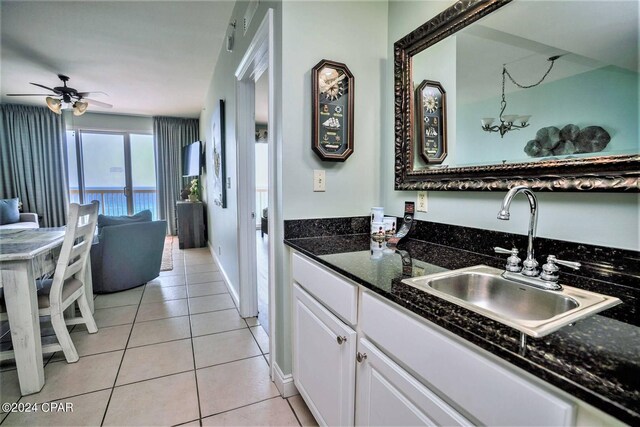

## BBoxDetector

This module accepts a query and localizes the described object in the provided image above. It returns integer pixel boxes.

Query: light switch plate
[313,170,326,192]
[227,177,231,189]
[417,191,428,212]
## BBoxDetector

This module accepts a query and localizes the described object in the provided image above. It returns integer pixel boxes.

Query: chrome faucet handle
[540,255,581,282]
[521,257,539,277]
[553,256,581,270]
[494,247,522,272]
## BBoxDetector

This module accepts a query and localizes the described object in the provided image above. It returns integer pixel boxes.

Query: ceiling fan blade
[77,91,108,97]
[85,98,113,108]
[6,93,51,96]
[29,82,57,92]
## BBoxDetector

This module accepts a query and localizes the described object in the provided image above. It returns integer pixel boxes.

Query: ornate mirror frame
[394,0,640,192]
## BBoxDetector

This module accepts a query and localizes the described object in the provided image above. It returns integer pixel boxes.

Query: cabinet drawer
[361,291,575,426]
[292,253,358,325]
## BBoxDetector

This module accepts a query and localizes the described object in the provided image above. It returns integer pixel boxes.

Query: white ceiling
[456,0,639,105]
[1,1,235,118]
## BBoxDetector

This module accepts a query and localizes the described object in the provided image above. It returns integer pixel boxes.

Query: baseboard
[208,243,240,308]
[273,361,298,398]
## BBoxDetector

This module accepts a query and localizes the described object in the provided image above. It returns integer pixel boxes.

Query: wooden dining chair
[0,202,99,363]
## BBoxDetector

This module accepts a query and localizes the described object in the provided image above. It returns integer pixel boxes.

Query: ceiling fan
[6,74,113,116]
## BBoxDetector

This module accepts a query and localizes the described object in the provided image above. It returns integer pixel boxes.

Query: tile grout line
[99,281,147,427]
[248,325,267,357]
[201,395,286,422]
[1,251,226,426]
[102,299,235,327]
[286,397,305,427]
[171,417,201,427]
[194,354,264,373]
[2,292,145,425]
[185,253,204,423]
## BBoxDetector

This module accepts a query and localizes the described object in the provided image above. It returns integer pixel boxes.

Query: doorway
[235,9,276,377]
[255,70,269,332]
[65,130,157,218]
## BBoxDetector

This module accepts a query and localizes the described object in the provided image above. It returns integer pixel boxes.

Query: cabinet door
[293,283,357,427]
[356,338,471,427]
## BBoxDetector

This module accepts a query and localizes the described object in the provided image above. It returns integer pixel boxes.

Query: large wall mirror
[394,0,639,191]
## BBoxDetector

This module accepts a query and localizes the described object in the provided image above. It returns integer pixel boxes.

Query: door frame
[235,9,276,375]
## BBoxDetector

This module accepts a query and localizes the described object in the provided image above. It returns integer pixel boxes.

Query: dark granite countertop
[284,234,640,425]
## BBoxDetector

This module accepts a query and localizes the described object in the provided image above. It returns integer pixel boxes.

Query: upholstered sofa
[0,198,39,229]
[90,211,167,293]
[0,212,40,230]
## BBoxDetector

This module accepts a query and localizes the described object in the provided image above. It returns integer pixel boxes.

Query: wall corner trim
[273,361,298,398]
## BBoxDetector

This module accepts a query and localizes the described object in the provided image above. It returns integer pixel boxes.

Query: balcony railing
[69,187,158,219]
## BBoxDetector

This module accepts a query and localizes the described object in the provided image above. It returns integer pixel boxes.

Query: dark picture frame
[212,99,227,208]
[394,0,639,191]
[311,59,354,161]
[416,80,447,164]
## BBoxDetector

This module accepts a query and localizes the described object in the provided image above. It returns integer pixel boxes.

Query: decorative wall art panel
[416,80,447,164]
[212,99,227,208]
[311,59,354,161]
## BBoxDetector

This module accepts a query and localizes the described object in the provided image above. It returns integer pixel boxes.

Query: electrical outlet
[417,191,428,212]
[226,177,231,189]
[218,246,221,255]
[313,170,326,192]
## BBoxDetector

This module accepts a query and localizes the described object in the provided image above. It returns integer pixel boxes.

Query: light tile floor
[0,246,317,426]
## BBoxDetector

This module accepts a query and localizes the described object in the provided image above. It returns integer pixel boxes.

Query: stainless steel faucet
[495,186,581,291]
[497,185,539,277]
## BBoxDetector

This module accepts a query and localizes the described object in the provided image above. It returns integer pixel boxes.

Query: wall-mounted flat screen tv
[182,141,202,177]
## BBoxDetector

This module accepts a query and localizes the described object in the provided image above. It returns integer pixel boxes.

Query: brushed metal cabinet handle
[356,352,367,363]
[336,336,347,345]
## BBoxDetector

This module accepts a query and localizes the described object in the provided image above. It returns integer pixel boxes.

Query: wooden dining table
[0,228,94,395]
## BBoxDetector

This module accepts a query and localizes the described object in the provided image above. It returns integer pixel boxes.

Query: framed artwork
[311,59,354,161]
[416,80,447,164]
[212,99,227,208]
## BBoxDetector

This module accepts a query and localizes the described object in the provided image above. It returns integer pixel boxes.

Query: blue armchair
[90,219,167,293]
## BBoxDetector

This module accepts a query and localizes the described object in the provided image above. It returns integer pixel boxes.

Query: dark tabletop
[285,234,640,425]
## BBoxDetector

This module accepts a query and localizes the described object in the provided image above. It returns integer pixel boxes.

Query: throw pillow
[98,209,153,229]
[0,198,20,225]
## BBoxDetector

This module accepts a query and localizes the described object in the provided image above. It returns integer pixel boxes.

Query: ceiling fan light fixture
[46,96,62,115]
[73,101,89,116]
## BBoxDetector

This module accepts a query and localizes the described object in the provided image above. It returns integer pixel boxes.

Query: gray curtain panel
[153,116,199,235]
[0,104,69,227]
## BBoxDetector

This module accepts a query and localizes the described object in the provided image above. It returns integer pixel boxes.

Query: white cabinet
[356,338,471,427]
[360,291,575,426]
[290,252,586,427]
[292,283,357,427]
[292,253,358,325]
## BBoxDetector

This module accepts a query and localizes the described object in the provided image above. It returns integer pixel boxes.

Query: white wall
[382,0,640,251]
[199,1,289,373]
[281,1,387,219]
[255,144,269,188]
[64,111,153,134]
[200,1,280,302]
[276,0,388,374]
[200,0,639,384]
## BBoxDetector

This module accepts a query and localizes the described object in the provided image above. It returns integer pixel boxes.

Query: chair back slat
[67,240,90,266]
[74,223,95,241]
[64,260,84,279]
[48,202,99,309]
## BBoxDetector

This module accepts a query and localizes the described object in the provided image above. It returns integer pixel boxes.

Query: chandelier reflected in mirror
[482,55,560,138]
